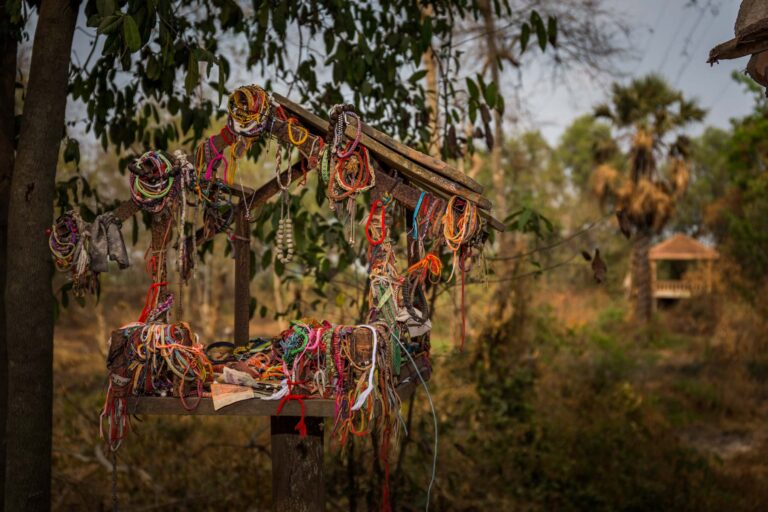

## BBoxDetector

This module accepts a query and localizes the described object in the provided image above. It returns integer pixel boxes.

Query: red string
[219,125,236,146]
[273,105,288,121]
[138,281,168,323]
[276,394,308,438]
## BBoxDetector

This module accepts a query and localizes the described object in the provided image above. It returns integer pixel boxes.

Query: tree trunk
[0,7,18,510]
[421,6,440,158]
[4,1,78,510]
[632,230,653,323]
[479,0,507,228]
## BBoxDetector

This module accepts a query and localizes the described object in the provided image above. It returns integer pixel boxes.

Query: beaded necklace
[274,146,295,264]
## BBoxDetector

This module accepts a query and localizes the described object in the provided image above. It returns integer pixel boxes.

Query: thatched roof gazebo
[649,234,719,307]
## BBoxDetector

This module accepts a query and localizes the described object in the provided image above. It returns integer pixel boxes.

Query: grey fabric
[89,212,130,273]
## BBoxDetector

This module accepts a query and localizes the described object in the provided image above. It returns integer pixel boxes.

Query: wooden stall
[50,85,503,511]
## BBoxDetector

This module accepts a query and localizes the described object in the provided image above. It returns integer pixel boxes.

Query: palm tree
[591,74,705,323]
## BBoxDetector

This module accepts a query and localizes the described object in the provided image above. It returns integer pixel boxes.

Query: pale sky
[62,0,753,148]
[521,0,754,144]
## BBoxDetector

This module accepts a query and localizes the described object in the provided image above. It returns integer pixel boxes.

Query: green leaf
[466,77,479,100]
[536,22,547,50]
[97,15,122,35]
[132,216,139,245]
[518,208,532,231]
[421,17,433,46]
[63,138,80,164]
[484,82,497,107]
[409,69,428,83]
[261,248,272,270]
[185,53,199,94]
[258,4,269,28]
[323,29,334,54]
[96,0,115,16]
[520,22,530,53]
[547,16,557,47]
[146,55,160,80]
[122,15,141,52]
[249,297,257,319]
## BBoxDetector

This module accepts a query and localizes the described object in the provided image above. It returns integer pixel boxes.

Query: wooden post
[271,416,325,512]
[150,210,172,305]
[234,204,250,347]
[706,260,713,293]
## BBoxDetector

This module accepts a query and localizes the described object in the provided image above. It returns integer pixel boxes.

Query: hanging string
[48,211,99,296]
[365,199,387,246]
[205,136,228,182]
[391,330,438,512]
[442,196,480,278]
[407,253,443,284]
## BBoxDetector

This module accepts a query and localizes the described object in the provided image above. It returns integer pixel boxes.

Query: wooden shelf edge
[126,383,420,418]
[127,396,337,417]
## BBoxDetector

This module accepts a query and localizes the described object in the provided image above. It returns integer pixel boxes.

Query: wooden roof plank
[344,112,484,194]
[273,93,494,212]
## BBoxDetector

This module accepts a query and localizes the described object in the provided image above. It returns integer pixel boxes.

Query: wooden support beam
[233,204,251,347]
[375,171,506,232]
[114,200,139,224]
[149,210,172,306]
[128,370,424,418]
[271,416,325,512]
[128,396,336,417]
[344,109,484,194]
[193,161,308,246]
[273,93,494,212]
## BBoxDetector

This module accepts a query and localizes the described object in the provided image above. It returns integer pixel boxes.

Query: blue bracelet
[413,191,426,240]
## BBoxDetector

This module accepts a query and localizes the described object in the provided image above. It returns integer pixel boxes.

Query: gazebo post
[706,260,713,293]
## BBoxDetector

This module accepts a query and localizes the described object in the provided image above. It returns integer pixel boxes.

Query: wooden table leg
[271,416,325,512]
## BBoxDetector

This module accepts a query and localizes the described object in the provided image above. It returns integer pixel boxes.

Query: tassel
[276,393,308,438]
